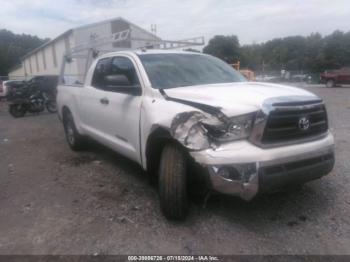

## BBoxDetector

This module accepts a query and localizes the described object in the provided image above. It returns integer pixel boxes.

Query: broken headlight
[204,113,256,142]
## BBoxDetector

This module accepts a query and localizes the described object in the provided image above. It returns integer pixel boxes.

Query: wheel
[63,112,86,151]
[326,79,335,88]
[158,143,188,220]
[46,101,57,113]
[9,104,26,118]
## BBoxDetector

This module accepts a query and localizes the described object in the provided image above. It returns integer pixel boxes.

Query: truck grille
[261,102,328,144]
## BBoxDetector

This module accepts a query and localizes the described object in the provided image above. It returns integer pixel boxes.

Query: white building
[8,17,161,80]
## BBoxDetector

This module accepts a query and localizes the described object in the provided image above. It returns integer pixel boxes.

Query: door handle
[100,97,109,105]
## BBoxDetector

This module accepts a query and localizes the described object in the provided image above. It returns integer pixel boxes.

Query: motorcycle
[7,82,57,118]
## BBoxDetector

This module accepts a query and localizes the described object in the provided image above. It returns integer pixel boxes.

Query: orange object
[231,61,255,81]
[239,69,255,81]
[231,61,240,71]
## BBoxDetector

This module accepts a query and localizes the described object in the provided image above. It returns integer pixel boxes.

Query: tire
[9,104,26,118]
[63,112,86,151]
[158,143,188,220]
[326,79,335,88]
[46,101,57,113]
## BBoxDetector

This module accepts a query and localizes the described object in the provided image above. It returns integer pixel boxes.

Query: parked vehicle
[7,81,57,118]
[0,80,25,99]
[57,50,335,220]
[290,74,312,83]
[27,75,59,92]
[320,67,350,87]
[0,78,9,99]
[255,74,281,82]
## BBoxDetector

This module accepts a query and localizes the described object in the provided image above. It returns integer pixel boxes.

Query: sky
[0,0,349,45]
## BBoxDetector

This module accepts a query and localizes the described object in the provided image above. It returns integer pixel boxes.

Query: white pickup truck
[57,50,335,219]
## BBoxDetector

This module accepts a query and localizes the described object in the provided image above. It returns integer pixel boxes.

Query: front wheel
[158,143,188,220]
[326,79,335,88]
[9,104,26,118]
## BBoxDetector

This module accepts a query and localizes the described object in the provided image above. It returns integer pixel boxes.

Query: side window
[111,57,140,86]
[91,58,112,89]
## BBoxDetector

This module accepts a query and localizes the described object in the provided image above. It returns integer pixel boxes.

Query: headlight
[203,112,256,142]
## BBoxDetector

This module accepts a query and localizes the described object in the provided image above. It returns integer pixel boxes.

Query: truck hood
[164,82,320,116]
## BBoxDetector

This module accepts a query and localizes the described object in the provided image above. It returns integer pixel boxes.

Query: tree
[0,29,49,76]
[240,44,263,71]
[238,30,350,73]
[203,35,240,63]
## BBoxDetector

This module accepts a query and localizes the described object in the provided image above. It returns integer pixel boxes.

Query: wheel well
[62,106,71,123]
[145,127,209,193]
[145,127,178,179]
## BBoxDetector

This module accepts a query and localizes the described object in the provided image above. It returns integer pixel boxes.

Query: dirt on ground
[0,84,349,255]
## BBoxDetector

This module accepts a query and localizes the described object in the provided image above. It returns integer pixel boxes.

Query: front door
[80,55,143,163]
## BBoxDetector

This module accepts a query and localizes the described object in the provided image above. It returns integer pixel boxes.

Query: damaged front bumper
[190,132,335,201]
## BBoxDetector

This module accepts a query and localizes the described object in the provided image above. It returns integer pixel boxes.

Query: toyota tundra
[57,50,335,219]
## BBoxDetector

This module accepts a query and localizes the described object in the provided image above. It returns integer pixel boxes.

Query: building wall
[8,65,26,80]
[74,21,112,47]
[111,19,131,48]
[15,33,74,79]
[70,19,161,79]
[130,24,161,49]
[73,21,113,81]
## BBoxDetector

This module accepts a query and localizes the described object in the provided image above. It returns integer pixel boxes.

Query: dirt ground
[0,84,349,255]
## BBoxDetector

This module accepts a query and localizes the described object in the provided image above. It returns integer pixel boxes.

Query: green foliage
[203,35,240,63]
[0,29,49,76]
[205,30,350,73]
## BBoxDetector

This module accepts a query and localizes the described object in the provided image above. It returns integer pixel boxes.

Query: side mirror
[105,74,130,86]
[104,74,141,95]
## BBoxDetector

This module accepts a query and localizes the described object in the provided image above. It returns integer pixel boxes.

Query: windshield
[138,53,246,89]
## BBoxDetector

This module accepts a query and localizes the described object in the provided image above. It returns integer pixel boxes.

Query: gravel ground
[0,84,349,255]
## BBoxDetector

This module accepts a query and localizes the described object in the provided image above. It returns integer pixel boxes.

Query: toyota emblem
[298,117,310,131]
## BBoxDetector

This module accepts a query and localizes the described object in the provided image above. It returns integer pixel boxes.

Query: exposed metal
[199,142,334,200]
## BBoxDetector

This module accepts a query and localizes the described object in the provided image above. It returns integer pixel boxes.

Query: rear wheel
[158,143,188,220]
[63,112,86,151]
[46,101,57,113]
[326,79,335,88]
[9,104,26,118]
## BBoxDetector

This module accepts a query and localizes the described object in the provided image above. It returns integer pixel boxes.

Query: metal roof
[21,17,161,60]
[21,29,73,60]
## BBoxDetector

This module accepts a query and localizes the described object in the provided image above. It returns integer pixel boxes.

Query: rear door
[79,55,143,163]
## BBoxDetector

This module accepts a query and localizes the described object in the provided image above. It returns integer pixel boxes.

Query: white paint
[57,50,334,175]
